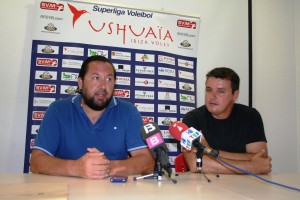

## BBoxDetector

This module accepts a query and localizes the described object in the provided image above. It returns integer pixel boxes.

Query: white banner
[24,0,200,172]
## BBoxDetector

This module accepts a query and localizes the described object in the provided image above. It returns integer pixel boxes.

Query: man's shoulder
[113,97,138,112]
[188,105,207,115]
[234,103,260,116]
[48,96,77,110]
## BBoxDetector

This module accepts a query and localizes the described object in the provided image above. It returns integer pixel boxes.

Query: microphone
[169,121,219,158]
[141,122,172,177]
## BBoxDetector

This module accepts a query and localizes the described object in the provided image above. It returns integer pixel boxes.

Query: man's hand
[74,148,110,179]
[250,150,272,174]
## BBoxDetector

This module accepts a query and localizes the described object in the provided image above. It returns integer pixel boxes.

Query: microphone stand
[133,158,177,184]
[196,145,211,183]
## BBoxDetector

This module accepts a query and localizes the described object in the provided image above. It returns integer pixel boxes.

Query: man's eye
[106,77,113,82]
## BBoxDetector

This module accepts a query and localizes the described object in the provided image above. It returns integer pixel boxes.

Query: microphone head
[140,122,168,155]
[169,121,189,141]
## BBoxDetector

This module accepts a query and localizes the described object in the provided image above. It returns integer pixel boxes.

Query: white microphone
[169,121,219,157]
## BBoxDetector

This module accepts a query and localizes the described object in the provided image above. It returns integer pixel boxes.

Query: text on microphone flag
[145,133,164,149]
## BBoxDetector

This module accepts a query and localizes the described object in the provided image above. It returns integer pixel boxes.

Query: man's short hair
[206,67,240,93]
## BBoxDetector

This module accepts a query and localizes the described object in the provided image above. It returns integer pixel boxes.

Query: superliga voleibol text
[93,5,153,18]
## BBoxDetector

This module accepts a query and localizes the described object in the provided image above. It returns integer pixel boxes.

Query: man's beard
[82,89,113,111]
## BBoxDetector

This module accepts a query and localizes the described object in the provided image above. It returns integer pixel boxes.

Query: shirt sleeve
[246,108,267,144]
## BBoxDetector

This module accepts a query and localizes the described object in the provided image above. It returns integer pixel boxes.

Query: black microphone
[141,122,172,177]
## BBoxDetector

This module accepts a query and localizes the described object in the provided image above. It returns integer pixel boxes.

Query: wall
[252,0,298,172]
[0,0,298,173]
[295,0,300,171]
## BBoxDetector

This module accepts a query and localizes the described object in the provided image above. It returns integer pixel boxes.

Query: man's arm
[183,142,272,174]
[109,148,155,176]
[218,141,269,160]
[30,148,110,179]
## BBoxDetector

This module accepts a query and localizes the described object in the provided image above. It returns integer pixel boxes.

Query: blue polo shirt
[33,95,146,160]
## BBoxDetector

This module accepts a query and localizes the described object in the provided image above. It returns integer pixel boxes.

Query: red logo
[67,3,89,28]
[35,84,56,93]
[113,89,130,98]
[142,117,154,124]
[40,2,64,11]
[32,112,45,120]
[36,58,58,66]
[177,20,197,29]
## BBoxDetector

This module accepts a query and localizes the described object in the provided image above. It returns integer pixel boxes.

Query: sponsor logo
[36,58,58,67]
[114,64,131,73]
[61,72,78,82]
[179,82,195,92]
[40,15,63,20]
[62,59,83,69]
[135,65,155,75]
[33,97,55,107]
[116,76,131,86]
[177,32,196,38]
[158,104,177,113]
[158,117,177,126]
[178,70,194,80]
[180,40,191,47]
[158,79,176,89]
[113,89,130,98]
[178,59,194,69]
[88,49,108,57]
[158,55,175,65]
[35,71,56,80]
[32,111,45,120]
[63,47,84,56]
[30,139,35,149]
[180,106,195,114]
[158,67,176,77]
[67,3,89,28]
[180,93,195,103]
[44,23,57,31]
[135,53,155,62]
[169,156,176,165]
[157,91,177,101]
[161,129,172,139]
[135,78,155,87]
[37,45,58,54]
[61,85,77,95]
[31,125,40,134]
[111,51,131,60]
[135,90,155,100]
[135,103,154,113]
[142,116,154,124]
[177,20,197,29]
[40,1,64,11]
[166,143,178,152]
[34,84,56,93]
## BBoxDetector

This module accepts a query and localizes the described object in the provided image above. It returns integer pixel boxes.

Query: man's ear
[78,77,83,90]
[233,90,239,102]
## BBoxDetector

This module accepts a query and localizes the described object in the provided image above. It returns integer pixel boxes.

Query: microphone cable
[216,157,300,192]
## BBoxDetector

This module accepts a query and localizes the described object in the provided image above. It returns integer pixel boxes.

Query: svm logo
[177,20,197,29]
[40,2,64,11]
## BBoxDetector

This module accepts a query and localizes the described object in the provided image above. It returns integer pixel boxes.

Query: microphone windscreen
[169,121,189,141]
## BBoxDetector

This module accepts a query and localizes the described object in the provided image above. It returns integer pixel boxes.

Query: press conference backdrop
[23,0,203,172]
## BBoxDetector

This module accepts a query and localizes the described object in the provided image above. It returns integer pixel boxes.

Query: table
[0,172,299,199]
